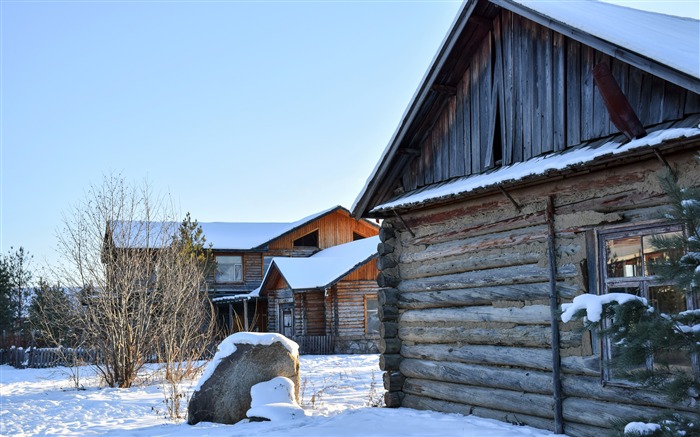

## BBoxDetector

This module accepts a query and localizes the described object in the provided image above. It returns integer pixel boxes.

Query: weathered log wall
[379,149,700,435]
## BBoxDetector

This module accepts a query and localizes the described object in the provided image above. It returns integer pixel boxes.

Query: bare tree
[54,174,215,389]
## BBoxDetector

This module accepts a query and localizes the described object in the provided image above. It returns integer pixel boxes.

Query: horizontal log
[562,396,679,429]
[400,305,551,325]
[377,255,398,270]
[399,325,582,348]
[400,249,543,280]
[401,343,600,376]
[410,211,547,246]
[378,288,399,306]
[398,282,579,309]
[401,227,548,264]
[562,374,698,412]
[397,263,577,292]
[379,226,396,242]
[379,354,401,371]
[383,371,405,391]
[400,359,553,395]
[384,391,403,408]
[403,377,554,419]
[401,394,606,437]
[376,271,400,288]
[378,337,402,354]
[377,242,395,255]
[378,305,399,322]
[379,322,398,338]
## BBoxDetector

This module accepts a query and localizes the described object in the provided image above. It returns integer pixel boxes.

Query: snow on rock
[194,332,299,392]
[561,293,648,323]
[246,377,306,422]
[624,421,662,435]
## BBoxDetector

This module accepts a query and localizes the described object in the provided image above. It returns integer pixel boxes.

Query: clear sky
[1,0,699,276]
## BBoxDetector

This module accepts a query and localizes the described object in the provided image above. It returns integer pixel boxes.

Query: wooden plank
[685,90,700,114]
[462,69,473,176]
[502,10,515,165]
[454,79,466,177]
[532,24,544,156]
[552,31,565,151]
[566,38,581,147]
[512,13,524,162]
[401,343,600,376]
[448,96,459,178]
[638,69,653,125]
[481,33,495,169]
[522,19,534,159]
[663,80,685,121]
[400,305,551,325]
[592,51,611,138]
[580,45,595,140]
[470,54,481,174]
[398,282,580,309]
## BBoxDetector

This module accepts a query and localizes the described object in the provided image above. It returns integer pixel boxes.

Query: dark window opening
[353,232,366,241]
[293,230,319,247]
[492,103,503,168]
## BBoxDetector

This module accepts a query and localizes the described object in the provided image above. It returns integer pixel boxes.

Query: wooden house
[257,236,381,354]
[352,0,699,435]
[108,206,379,335]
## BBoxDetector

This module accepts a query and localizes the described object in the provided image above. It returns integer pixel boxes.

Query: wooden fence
[0,347,96,369]
[293,335,334,355]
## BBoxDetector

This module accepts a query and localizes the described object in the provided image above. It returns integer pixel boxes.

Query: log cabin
[107,206,379,336]
[352,0,700,434]
[257,236,381,354]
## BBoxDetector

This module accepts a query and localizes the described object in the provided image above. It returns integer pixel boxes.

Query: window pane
[643,231,684,276]
[648,285,687,315]
[216,256,243,282]
[607,285,641,296]
[606,236,642,278]
[365,299,380,335]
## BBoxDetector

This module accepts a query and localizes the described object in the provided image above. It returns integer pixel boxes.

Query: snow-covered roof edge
[372,125,700,213]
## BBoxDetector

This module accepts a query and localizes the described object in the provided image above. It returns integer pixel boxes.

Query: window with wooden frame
[215,255,243,283]
[597,223,695,382]
[364,295,380,336]
[293,230,319,248]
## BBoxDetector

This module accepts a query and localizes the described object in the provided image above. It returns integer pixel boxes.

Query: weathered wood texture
[399,9,700,194]
[266,209,379,254]
[207,252,264,298]
[377,149,700,432]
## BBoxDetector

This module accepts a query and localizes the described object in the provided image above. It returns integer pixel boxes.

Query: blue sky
[1,0,699,274]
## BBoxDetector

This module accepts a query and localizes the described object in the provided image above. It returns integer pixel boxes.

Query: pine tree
[177,212,212,273]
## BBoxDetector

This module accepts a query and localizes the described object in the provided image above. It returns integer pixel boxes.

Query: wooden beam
[593,62,646,140]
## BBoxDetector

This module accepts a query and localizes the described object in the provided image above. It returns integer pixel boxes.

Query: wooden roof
[352,0,700,218]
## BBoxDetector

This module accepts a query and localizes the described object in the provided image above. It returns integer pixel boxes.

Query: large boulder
[187,332,300,426]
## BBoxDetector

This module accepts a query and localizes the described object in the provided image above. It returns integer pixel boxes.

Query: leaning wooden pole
[546,195,564,434]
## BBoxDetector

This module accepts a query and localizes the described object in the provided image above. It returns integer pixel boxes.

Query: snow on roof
[270,236,380,290]
[110,206,343,250]
[509,0,700,79]
[372,126,700,213]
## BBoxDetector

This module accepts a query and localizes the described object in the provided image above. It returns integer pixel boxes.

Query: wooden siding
[379,148,700,435]
[335,281,380,339]
[399,9,700,195]
[206,252,263,298]
[267,209,379,255]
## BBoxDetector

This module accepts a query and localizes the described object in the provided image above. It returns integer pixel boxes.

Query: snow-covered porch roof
[261,236,380,293]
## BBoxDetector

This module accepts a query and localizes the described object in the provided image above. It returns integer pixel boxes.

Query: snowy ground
[1,354,563,436]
